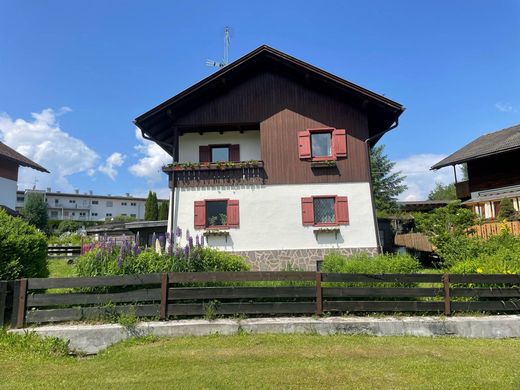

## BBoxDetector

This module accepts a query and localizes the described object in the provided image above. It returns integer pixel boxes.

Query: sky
[0,1,519,200]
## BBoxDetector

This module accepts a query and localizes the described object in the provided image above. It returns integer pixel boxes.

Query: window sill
[310,160,337,168]
[203,230,230,236]
[313,227,340,239]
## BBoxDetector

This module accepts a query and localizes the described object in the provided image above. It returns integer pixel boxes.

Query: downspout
[364,118,399,253]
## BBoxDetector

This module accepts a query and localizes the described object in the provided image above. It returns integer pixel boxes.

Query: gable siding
[173,71,370,185]
[468,149,520,192]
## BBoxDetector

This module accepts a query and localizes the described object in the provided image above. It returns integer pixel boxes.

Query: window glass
[206,200,228,227]
[313,197,335,224]
[211,147,229,162]
[311,132,332,157]
[92,200,99,205]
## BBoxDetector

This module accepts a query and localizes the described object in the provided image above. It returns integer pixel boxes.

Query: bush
[498,198,518,221]
[76,237,250,277]
[56,220,79,235]
[48,233,91,246]
[322,251,421,274]
[0,209,48,279]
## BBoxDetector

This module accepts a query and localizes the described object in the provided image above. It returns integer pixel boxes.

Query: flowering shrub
[75,233,249,277]
[0,209,48,279]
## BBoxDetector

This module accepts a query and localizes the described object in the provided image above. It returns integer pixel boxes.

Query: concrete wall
[179,131,261,162]
[0,177,17,209]
[173,182,377,254]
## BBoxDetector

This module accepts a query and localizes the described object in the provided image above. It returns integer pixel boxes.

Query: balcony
[455,181,470,199]
[163,160,266,188]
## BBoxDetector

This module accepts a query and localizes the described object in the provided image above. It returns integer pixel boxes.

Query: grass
[47,258,76,278]
[1,332,520,389]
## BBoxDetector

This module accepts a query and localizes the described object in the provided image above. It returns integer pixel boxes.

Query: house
[16,188,168,222]
[134,45,404,270]
[0,141,48,212]
[432,124,520,219]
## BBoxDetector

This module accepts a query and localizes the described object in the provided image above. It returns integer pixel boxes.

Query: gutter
[364,118,400,253]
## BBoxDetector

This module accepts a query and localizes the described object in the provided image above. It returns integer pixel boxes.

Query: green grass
[47,258,76,278]
[1,332,520,389]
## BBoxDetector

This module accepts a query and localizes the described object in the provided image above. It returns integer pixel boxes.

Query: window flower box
[202,229,230,237]
[310,160,337,168]
[162,160,263,172]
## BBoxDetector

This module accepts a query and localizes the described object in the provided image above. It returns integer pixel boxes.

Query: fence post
[0,281,7,326]
[442,273,451,316]
[315,272,322,316]
[11,279,27,329]
[160,273,169,321]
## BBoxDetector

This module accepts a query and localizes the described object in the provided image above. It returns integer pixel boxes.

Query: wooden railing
[470,221,520,239]
[47,245,82,258]
[2,272,520,328]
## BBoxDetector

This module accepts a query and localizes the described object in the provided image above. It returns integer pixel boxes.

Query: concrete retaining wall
[10,315,520,355]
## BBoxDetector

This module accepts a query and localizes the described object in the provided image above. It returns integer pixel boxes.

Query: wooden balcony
[455,181,470,199]
[163,161,266,188]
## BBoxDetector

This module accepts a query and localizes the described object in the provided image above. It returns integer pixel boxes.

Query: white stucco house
[0,141,48,213]
[134,46,404,270]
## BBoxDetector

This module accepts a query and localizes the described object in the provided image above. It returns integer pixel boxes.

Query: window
[69,199,76,204]
[130,202,136,206]
[298,128,347,161]
[92,212,98,216]
[130,213,136,218]
[79,212,86,217]
[311,132,332,158]
[54,199,59,204]
[50,211,58,218]
[121,213,127,216]
[313,197,336,224]
[194,199,239,229]
[121,202,127,206]
[301,196,349,226]
[106,213,112,217]
[92,200,99,205]
[71,212,75,216]
[106,201,113,207]
[63,211,69,217]
[199,145,240,163]
[16,196,25,202]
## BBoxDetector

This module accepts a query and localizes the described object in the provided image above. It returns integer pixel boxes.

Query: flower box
[310,160,337,168]
[163,160,264,173]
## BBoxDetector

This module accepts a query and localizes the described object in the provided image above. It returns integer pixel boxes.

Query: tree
[370,145,407,212]
[428,182,457,201]
[144,191,159,221]
[56,220,79,235]
[159,202,169,220]
[498,198,517,221]
[22,192,48,231]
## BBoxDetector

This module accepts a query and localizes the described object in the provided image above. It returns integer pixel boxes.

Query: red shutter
[194,201,206,229]
[199,146,210,163]
[336,196,349,224]
[227,200,239,228]
[301,197,314,225]
[298,131,311,159]
[229,144,240,162]
[332,129,347,158]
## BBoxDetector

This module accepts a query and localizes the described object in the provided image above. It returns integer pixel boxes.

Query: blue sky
[1,1,519,200]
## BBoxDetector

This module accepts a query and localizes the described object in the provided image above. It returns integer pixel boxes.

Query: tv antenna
[206,26,231,69]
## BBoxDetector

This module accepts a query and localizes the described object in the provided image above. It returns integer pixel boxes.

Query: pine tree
[498,198,517,221]
[22,192,48,231]
[370,144,407,213]
[158,202,169,220]
[150,192,159,220]
[144,191,155,221]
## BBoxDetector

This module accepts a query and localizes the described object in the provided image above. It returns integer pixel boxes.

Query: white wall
[0,177,17,209]
[179,131,261,162]
[173,182,377,251]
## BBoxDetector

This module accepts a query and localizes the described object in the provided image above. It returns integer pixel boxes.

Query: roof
[462,184,520,205]
[135,45,404,151]
[398,200,450,212]
[432,124,520,169]
[0,141,49,173]
[17,190,167,202]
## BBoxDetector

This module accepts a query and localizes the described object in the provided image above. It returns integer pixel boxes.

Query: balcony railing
[163,160,265,188]
[455,181,470,199]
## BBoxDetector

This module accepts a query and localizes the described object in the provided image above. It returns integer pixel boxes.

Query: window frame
[209,144,231,163]
[205,198,230,229]
[309,128,334,161]
[312,195,338,227]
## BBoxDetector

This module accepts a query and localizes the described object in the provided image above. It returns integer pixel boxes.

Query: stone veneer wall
[234,247,379,271]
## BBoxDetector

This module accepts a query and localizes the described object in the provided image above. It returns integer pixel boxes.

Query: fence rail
[1,272,520,328]
[47,245,82,258]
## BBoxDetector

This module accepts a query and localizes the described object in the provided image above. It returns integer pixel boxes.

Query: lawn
[47,258,76,278]
[1,332,520,389]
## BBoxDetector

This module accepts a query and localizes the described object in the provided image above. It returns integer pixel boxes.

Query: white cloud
[495,102,517,113]
[129,128,172,182]
[0,108,99,191]
[393,154,463,201]
[98,152,125,180]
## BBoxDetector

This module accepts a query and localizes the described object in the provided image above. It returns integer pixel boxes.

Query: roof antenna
[206,26,231,69]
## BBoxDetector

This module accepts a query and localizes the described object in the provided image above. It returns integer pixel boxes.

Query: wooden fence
[470,221,520,239]
[2,272,520,328]
[47,245,82,258]
[394,233,433,252]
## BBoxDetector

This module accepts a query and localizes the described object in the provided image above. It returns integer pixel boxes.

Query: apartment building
[15,189,167,222]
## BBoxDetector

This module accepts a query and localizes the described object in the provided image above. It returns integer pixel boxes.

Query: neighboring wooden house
[0,141,48,212]
[432,124,520,219]
[134,45,404,270]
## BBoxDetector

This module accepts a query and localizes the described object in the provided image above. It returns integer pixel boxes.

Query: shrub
[321,251,420,274]
[498,198,518,221]
[21,192,48,231]
[56,220,79,235]
[48,233,92,246]
[0,209,48,279]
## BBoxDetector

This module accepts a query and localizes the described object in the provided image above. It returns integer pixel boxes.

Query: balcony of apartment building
[162,128,265,188]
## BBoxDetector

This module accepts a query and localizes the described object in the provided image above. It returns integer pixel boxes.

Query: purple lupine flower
[195,235,200,247]
[188,235,194,249]
[159,234,165,249]
[95,250,101,262]
[117,255,123,269]
[175,227,182,238]
[132,243,140,256]
[184,244,190,257]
